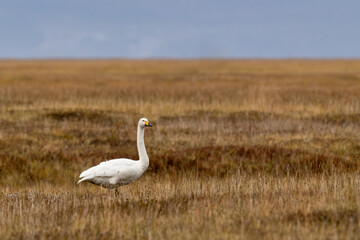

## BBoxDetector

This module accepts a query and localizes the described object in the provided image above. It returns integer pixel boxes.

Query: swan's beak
[145,121,152,127]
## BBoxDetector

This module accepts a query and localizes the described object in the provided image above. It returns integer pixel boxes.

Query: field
[0,59,360,239]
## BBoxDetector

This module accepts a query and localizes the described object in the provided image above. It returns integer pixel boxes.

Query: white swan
[78,118,152,195]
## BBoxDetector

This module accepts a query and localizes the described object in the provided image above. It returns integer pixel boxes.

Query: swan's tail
[77,174,93,184]
[77,169,92,184]
[77,178,86,184]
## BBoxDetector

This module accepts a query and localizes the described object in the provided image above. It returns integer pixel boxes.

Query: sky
[0,0,359,59]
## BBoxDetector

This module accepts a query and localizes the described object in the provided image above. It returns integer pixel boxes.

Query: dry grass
[0,59,360,239]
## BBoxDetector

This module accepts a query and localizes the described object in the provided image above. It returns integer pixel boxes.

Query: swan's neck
[137,125,149,171]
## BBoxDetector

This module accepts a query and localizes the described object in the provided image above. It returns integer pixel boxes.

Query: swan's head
[138,118,152,128]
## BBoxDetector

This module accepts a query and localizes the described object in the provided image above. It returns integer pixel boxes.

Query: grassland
[0,59,359,239]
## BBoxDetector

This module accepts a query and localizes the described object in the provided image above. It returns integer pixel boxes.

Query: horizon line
[1,57,360,61]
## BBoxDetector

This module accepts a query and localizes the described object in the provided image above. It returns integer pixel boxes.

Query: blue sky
[1,0,359,58]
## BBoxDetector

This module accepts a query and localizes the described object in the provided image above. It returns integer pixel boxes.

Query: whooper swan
[78,118,152,195]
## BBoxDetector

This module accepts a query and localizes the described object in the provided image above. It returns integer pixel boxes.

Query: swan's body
[78,118,152,190]
[77,158,148,188]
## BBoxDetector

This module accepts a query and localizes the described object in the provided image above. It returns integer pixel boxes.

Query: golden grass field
[0,59,359,239]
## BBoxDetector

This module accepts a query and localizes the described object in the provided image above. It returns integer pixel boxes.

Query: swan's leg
[115,188,119,197]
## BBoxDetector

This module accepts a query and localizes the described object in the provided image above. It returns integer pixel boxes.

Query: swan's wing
[78,158,137,183]
[99,158,137,168]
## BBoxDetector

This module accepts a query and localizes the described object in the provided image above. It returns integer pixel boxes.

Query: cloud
[128,37,163,58]
[39,29,108,50]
